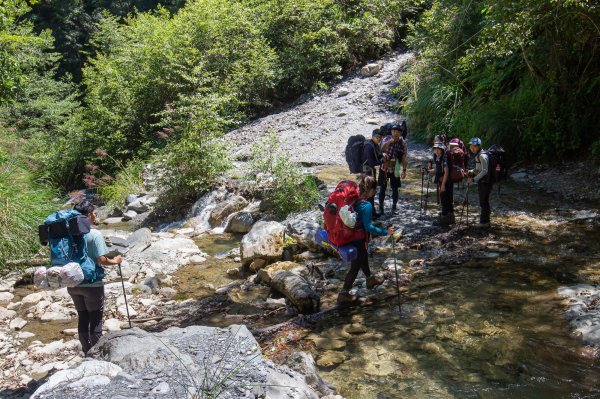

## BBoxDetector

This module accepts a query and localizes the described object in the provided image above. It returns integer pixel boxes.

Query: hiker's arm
[474,154,489,182]
[441,165,449,192]
[98,255,122,265]
[359,204,387,236]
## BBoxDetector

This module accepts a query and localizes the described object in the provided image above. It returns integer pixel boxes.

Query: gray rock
[0,291,14,304]
[143,276,161,292]
[127,228,152,248]
[0,307,17,320]
[285,210,322,250]
[159,287,177,298]
[286,352,337,397]
[337,87,350,97]
[102,217,124,225]
[209,195,249,227]
[240,221,286,267]
[361,62,382,77]
[125,195,139,206]
[225,211,256,234]
[121,210,138,221]
[127,199,149,213]
[271,271,320,314]
[9,317,27,330]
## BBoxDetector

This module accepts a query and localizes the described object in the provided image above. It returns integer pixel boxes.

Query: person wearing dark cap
[467,137,492,227]
[427,142,455,225]
[379,123,407,215]
[363,129,383,218]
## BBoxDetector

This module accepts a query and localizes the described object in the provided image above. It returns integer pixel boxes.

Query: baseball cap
[469,137,482,146]
[372,129,382,137]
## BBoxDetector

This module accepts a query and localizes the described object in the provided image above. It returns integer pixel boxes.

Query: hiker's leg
[68,287,92,353]
[82,286,105,350]
[478,182,491,223]
[378,171,387,210]
[391,175,400,209]
[343,240,368,290]
[441,182,453,215]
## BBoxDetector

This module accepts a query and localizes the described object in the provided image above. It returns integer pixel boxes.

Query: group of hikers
[333,122,503,304]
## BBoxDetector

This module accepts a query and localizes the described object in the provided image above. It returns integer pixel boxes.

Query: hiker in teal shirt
[69,200,122,354]
[338,176,394,305]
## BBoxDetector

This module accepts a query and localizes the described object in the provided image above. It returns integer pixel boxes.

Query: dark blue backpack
[38,210,101,283]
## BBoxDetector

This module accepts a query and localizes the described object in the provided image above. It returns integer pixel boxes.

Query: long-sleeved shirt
[363,140,382,169]
[382,137,406,174]
[473,151,489,182]
[354,200,387,236]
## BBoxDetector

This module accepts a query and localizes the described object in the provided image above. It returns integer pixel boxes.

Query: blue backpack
[38,210,102,283]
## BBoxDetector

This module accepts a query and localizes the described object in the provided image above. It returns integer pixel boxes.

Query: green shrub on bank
[96,158,145,208]
[0,149,58,271]
[395,0,600,159]
[247,133,320,218]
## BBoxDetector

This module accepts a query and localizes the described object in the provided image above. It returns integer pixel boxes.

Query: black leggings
[343,239,372,290]
[68,285,105,353]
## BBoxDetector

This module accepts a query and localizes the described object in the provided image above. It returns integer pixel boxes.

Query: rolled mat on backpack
[314,229,357,262]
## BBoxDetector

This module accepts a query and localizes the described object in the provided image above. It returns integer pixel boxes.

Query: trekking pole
[420,167,425,213]
[465,182,470,228]
[424,174,430,215]
[118,262,133,328]
[392,235,401,315]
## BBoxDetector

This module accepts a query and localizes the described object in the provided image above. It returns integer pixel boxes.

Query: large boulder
[240,221,286,267]
[209,195,248,227]
[224,211,257,233]
[285,210,322,250]
[286,352,337,397]
[360,62,382,77]
[32,326,323,399]
[271,270,320,314]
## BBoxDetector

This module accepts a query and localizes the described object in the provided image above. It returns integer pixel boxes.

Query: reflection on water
[308,166,600,399]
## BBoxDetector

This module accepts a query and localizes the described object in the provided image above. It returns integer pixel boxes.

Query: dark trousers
[68,285,105,353]
[378,171,401,210]
[343,239,371,290]
[440,181,454,216]
[478,182,493,223]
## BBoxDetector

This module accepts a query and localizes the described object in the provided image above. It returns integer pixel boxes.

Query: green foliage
[0,147,58,271]
[247,133,321,218]
[96,158,145,208]
[396,0,600,160]
[156,94,232,206]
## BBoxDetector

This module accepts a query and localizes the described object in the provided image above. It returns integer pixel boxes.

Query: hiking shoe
[391,205,398,215]
[337,291,359,305]
[366,274,385,289]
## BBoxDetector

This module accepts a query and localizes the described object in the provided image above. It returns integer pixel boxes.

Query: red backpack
[323,181,367,246]
[447,138,469,183]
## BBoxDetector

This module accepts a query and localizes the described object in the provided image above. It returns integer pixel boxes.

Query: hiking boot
[475,222,491,228]
[366,274,385,289]
[391,204,398,215]
[337,291,359,306]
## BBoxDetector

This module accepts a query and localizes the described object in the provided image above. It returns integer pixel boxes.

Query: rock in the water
[316,351,346,368]
[209,195,248,227]
[286,352,337,396]
[360,62,382,77]
[271,270,320,314]
[240,221,286,267]
[225,211,256,233]
[285,210,321,250]
[9,317,27,330]
[22,292,44,306]
[121,210,138,221]
[0,291,14,304]
[41,311,71,321]
[0,306,17,320]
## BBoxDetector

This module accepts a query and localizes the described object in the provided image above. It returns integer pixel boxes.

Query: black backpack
[485,144,508,183]
[345,135,366,173]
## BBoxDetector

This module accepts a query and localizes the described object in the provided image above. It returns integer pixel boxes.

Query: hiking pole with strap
[392,234,401,315]
[465,182,470,227]
[424,161,432,215]
[118,262,133,328]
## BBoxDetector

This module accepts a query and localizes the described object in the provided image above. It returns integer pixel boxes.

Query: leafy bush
[96,158,145,208]
[247,133,321,218]
[0,149,58,271]
[395,0,600,160]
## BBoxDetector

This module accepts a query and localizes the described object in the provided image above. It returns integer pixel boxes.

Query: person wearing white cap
[467,137,492,227]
